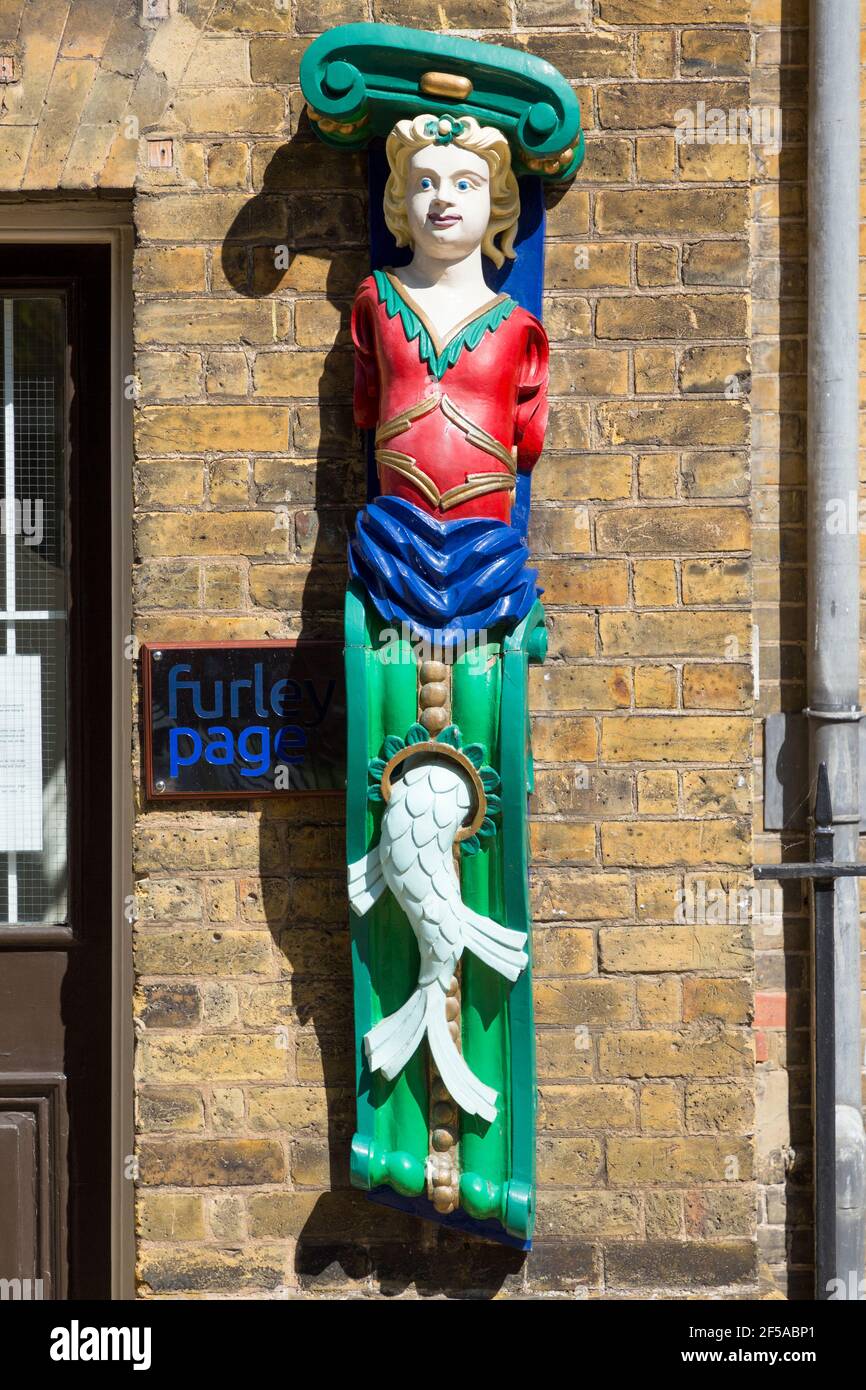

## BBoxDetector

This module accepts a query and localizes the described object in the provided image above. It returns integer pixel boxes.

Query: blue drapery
[348,495,540,647]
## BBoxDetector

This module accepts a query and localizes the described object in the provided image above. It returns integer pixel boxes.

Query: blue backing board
[366,1186,532,1251]
[365,138,546,539]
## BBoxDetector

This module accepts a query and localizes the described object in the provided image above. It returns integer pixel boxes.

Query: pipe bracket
[802,706,863,723]
[763,712,866,831]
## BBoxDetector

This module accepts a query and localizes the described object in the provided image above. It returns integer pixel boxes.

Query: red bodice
[351,271,549,522]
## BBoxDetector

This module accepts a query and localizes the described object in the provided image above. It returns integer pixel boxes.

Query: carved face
[404,142,492,263]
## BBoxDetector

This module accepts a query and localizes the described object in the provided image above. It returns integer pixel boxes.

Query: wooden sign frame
[141,639,345,801]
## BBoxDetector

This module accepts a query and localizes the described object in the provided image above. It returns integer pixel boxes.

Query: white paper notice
[0,654,43,852]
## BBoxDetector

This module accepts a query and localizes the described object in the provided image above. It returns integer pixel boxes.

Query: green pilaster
[347,588,546,1241]
[500,602,547,1239]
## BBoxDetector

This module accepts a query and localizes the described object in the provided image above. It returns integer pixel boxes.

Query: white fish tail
[425,987,498,1124]
[364,986,427,1078]
[462,908,528,983]
[347,848,387,917]
[364,984,499,1124]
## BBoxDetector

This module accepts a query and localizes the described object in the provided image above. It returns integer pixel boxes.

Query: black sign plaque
[142,641,346,798]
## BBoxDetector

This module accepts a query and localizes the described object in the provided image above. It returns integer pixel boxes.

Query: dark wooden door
[0,246,112,1300]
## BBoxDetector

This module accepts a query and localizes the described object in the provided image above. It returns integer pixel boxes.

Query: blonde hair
[383,114,520,269]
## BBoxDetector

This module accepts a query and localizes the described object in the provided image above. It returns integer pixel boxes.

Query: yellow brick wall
[0,0,770,1297]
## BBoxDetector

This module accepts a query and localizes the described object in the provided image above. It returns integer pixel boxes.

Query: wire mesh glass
[0,296,68,925]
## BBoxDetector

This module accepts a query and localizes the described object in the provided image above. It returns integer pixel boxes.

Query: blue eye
[420,177,433,190]
[456,179,470,191]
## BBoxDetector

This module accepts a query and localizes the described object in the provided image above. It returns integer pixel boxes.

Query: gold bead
[420,707,448,734]
[420,681,448,709]
[419,660,447,684]
[433,1187,456,1213]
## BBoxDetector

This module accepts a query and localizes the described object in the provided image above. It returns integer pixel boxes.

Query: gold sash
[374,393,516,511]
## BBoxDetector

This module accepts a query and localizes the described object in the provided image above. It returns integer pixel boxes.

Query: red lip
[429,214,461,226]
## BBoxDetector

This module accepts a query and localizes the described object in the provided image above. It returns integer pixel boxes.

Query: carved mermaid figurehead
[300,22,584,1242]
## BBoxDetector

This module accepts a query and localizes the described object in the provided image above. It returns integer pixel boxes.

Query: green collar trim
[373,268,516,379]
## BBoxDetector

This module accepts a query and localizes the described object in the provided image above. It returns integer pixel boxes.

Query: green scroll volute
[299,22,585,181]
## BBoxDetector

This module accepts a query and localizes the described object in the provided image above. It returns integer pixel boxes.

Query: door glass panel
[0,296,68,925]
